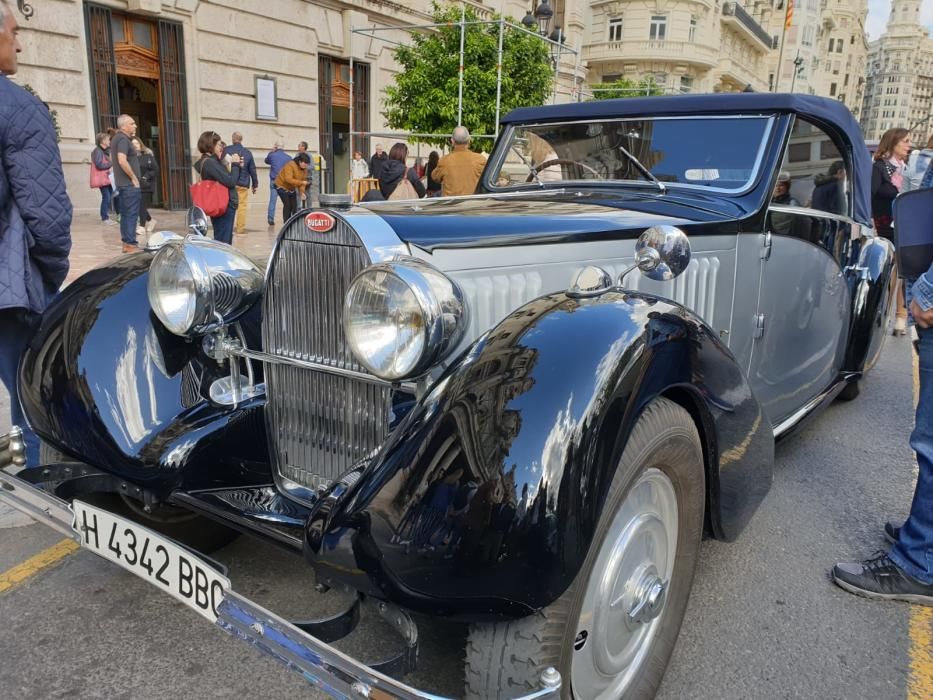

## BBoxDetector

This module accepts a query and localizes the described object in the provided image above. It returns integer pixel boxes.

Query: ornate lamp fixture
[521,1,564,66]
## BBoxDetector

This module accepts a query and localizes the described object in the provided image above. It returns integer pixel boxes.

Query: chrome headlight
[344,259,469,381]
[147,237,263,336]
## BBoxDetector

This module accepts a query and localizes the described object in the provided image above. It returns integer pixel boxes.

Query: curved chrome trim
[338,207,410,262]
[767,204,863,228]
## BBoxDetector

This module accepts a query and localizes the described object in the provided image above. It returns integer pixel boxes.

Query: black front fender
[306,290,773,618]
[18,254,270,498]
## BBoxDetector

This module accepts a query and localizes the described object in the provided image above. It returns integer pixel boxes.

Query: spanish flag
[785,0,794,29]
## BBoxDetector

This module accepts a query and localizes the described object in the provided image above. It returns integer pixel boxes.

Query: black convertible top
[502,93,872,226]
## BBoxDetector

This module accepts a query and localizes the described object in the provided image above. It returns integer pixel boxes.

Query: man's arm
[248,152,258,189]
[2,99,72,290]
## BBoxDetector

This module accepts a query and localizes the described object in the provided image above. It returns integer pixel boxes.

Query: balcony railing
[582,39,720,68]
[722,2,777,50]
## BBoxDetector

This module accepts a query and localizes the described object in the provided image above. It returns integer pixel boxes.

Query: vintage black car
[1,94,895,699]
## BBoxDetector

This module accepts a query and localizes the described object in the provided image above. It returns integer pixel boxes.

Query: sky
[866,0,933,40]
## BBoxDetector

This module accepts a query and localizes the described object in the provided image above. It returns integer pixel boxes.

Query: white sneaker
[894,316,907,336]
[145,219,156,233]
[136,226,146,237]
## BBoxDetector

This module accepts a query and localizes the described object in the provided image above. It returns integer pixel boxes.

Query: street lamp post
[521,0,565,101]
[790,54,804,93]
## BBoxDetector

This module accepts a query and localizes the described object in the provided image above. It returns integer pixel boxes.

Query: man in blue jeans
[832,264,933,605]
[111,114,141,253]
[0,1,73,467]
[265,140,290,226]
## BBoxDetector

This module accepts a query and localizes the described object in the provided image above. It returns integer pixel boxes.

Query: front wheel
[465,397,705,699]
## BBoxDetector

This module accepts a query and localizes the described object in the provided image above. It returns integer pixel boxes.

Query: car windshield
[489,116,772,192]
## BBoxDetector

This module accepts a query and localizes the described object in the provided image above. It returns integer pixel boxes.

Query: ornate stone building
[12,0,583,211]
[583,0,776,94]
[859,0,933,141]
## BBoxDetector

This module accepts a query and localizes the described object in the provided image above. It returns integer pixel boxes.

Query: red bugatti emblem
[305,212,335,233]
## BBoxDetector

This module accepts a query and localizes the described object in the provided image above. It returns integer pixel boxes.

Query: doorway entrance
[318,56,369,194]
[84,4,192,209]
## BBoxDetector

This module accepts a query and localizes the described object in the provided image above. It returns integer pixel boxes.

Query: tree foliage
[589,77,666,101]
[383,3,553,152]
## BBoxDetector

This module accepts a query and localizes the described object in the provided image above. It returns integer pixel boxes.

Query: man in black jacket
[0,0,73,466]
[370,143,388,180]
[224,132,258,235]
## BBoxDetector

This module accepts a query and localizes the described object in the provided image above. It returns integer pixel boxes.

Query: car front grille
[262,216,391,496]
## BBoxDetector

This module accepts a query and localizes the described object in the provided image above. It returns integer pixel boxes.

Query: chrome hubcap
[571,468,678,700]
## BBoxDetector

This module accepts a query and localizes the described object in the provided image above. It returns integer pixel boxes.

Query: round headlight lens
[345,269,427,380]
[344,260,468,381]
[147,237,263,336]
[148,243,198,334]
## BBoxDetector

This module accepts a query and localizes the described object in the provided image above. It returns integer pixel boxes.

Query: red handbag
[189,180,229,217]
[89,164,110,189]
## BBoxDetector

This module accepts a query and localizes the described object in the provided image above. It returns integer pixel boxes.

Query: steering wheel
[527,159,604,182]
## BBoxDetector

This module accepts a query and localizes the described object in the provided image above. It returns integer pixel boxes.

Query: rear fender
[843,235,896,374]
[306,290,773,617]
[17,254,270,498]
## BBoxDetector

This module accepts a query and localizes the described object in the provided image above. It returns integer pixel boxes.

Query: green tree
[383,3,553,152]
[589,77,666,101]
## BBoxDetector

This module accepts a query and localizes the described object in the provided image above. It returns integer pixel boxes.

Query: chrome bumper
[0,429,562,700]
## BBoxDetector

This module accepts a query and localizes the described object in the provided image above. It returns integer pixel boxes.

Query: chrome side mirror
[628,225,691,283]
[186,206,209,236]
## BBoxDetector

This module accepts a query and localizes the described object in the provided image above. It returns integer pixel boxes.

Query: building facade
[12,0,579,211]
[583,1,776,94]
[860,0,933,142]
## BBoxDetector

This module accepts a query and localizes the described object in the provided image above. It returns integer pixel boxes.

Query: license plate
[72,500,231,623]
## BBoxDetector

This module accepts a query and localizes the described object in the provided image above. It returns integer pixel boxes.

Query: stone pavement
[1,196,285,525]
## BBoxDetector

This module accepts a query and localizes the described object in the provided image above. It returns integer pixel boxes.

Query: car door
[746,117,855,427]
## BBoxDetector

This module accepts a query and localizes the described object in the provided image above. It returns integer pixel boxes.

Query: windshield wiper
[511,145,544,187]
[617,144,665,194]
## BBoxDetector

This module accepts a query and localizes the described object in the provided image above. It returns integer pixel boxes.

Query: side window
[774,117,850,217]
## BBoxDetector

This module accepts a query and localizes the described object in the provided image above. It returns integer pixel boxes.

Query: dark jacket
[810,174,846,215]
[425,162,441,193]
[91,145,111,172]
[0,76,72,314]
[871,159,899,238]
[378,159,426,199]
[224,143,258,189]
[194,156,239,209]
[370,152,388,180]
[138,151,160,195]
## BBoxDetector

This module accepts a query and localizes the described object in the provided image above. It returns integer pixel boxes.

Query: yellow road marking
[907,348,933,699]
[0,539,79,594]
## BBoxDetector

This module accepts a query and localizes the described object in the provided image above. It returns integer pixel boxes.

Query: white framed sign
[255,76,277,121]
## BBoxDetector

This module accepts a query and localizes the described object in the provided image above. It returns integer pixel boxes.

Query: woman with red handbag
[192,131,240,244]
[89,132,114,224]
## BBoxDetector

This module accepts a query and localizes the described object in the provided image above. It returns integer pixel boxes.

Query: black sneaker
[832,552,933,605]
[884,521,901,545]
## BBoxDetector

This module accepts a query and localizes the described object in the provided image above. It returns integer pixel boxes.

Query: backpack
[388,168,418,200]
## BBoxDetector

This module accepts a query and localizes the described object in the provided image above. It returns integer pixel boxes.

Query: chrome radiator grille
[262,218,391,493]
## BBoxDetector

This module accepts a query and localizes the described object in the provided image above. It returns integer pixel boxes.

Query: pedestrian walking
[431,126,486,197]
[133,137,159,234]
[0,0,73,467]
[111,114,142,253]
[193,130,240,244]
[378,143,425,200]
[831,263,933,606]
[872,127,912,335]
[90,132,115,224]
[425,150,441,196]
[274,152,310,221]
[370,143,388,181]
[904,135,933,192]
[264,140,290,226]
[224,132,258,235]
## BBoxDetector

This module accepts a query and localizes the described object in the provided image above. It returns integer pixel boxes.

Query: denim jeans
[890,325,933,583]
[99,186,113,221]
[0,310,39,467]
[211,204,236,244]
[117,185,141,246]
[267,183,277,224]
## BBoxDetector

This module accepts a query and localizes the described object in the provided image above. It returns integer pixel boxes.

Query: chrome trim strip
[0,469,562,700]
[225,343,417,392]
[772,375,854,439]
